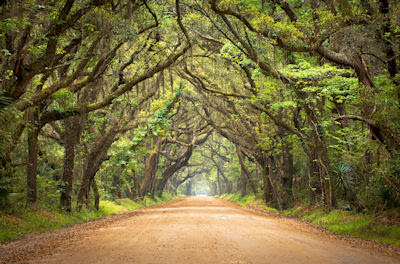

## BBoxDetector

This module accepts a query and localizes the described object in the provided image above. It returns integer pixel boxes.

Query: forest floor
[1,196,400,264]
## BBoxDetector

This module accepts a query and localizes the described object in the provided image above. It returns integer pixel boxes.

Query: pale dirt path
[4,196,400,264]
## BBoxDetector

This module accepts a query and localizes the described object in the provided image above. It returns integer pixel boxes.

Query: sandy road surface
[2,196,400,264]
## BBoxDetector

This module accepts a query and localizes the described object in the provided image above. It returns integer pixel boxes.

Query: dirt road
[2,196,400,263]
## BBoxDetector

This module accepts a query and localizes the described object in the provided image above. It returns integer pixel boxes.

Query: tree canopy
[1,0,399,213]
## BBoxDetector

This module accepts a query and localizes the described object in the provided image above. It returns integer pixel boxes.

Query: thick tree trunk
[77,158,105,210]
[140,137,162,197]
[155,171,169,197]
[261,161,273,203]
[140,151,160,196]
[268,157,282,210]
[77,165,94,210]
[60,115,85,212]
[77,130,117,210]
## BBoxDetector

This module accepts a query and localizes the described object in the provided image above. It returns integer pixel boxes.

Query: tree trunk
[240,167,247,197]
[185,179,192,195]
[281,143,293,209]
[140,151,160,196]
[77,130,117,210]
[268,157,282,210]
[92,179,100,211]
[77,164,94,210]
[261,161,273,203]
[140,137,162,197]
[307,151,321,205]
[60,134,75,211]
[217,170,221,195]
[111,174,121,199]
[26,108,39,206]
[155,145,194,197]
[132,170,141,198]
[60,115,85,212]
[236,146,258,195]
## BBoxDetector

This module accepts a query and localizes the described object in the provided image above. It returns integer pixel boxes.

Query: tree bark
[111,174,122,199]
[77,129,117,210]
[60,115,85,211]
[185,179,192,195]
[281,143,293,209]
[240,167,247,197]
[26,108,39,206]
[261,160,273,204]
[217,169,221,195]
[140,137,162,197]
[60,133,75,211]
[236,146,258,195]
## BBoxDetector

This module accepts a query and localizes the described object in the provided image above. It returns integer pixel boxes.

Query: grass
[218,192,400,248]
[0,193,174,243]
[285,205,400,247]
[218,192,278,213]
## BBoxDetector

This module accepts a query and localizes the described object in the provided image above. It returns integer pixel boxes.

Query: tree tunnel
[1,0,399,215]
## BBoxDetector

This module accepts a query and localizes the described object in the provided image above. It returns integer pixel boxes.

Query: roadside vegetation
[1,0,399,247]
[219,193,400,248]
[0,193,174,242]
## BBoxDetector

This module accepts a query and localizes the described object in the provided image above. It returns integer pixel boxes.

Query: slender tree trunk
[307,151,321,205]
[0,154,13,209]
[133,170,141,198]
[111,174,121,198]
[217,169,221,195]
[281,143,293,209]
[60,135,75,211]
[26,108,39,206]
[92,179,100,211]
[185,179,192,195]
[240,167,247,197]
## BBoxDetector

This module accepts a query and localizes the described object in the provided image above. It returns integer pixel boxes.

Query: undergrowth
[218,193,278,213]
[218,192,400,248]
[0,193,174,243]
[284,204,400,247]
